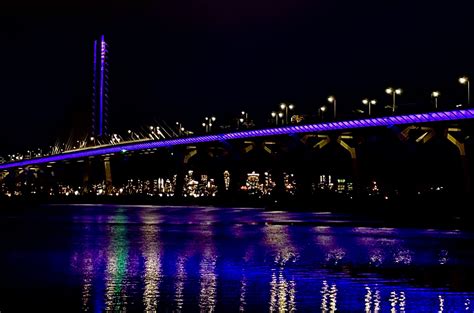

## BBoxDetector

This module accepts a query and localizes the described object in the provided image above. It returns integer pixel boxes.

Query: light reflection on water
[1,205,474,311]
[141,224,161,312]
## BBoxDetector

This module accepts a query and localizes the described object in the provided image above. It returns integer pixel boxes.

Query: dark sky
[1,0,473,153]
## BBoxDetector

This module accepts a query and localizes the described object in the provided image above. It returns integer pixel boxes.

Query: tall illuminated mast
[92,35,109,137]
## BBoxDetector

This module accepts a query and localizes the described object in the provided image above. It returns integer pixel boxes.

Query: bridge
[0,108,472,198]
[1,109,473,170]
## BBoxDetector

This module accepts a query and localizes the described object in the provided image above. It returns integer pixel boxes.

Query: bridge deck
[1,109,473,170]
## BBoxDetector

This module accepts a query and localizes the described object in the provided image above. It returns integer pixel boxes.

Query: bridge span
[1,109,473,171]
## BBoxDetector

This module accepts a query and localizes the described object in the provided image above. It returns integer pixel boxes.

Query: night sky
[1,0,473,153]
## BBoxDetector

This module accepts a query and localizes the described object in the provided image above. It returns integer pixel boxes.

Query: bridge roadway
[1,109,473,171]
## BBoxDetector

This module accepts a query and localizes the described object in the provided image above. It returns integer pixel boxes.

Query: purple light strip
[99,35,106,137]
[1,109,473,170]
[92,40,97,135]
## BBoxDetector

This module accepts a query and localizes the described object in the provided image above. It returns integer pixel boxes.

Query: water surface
[1,205,473,312]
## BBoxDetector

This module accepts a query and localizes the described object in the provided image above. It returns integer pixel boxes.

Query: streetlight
[203,116,216,133]
[431,91,440,109]
[241,111,248,120]
[327,96,336,119]
[271,111,284,125]
[362,98,377,116]
[271,112,278,125]
[238,117,244,129]
[176,122,184,136]
[279,103,294,124]
[319,106,327,120]
[385,87,402,113]
[459,76,470,105]
[278,112,284,125]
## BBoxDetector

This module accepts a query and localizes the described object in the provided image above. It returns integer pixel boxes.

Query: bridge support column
[337,134,359,194]
[314,134,331,149]
[82,159,91,193]
[446,128,470,193]
[104,157,112,195]
[243,141,255,154]
[0,171,8,183]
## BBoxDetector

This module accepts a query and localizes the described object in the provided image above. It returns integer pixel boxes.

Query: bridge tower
[91,35,109,138]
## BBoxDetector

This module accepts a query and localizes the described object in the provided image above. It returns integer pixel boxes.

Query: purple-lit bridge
[1,109,473,171]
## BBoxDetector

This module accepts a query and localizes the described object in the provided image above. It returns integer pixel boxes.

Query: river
[0,204,473,312]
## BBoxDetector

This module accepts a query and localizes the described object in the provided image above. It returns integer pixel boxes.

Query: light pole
[385,87,402,113]
[203,116,216,133]
[327,96,336,119]
[241,111,248,120]
[279,103,294,124]
[238,118,244,129]
[176,122,184,136]
[271,112,278,125]
[431,91,440,110]
[362,98,377,116]
[459,76,470,105]
[319,106,327,121]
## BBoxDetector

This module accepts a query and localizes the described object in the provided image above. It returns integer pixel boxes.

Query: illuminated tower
[91,35,109,137]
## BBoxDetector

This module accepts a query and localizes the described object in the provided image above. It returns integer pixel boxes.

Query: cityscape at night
[1,0,474,311]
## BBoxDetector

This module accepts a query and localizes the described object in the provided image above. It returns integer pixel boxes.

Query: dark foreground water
[1,205,474,312]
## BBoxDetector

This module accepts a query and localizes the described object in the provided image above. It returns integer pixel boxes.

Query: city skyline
[1,0,473,153]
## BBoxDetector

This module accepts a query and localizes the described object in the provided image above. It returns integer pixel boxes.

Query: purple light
[1,108,474,171]
[92,40,97,136]
[99,35,106,137]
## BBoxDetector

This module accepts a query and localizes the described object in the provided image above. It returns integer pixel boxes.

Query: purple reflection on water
[1,205,474,311]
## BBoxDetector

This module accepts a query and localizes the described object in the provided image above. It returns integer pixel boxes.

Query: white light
[211,116,216,121]
[280,103,286,109]
[327,96,335,103]
[431,91,440,98]
[202,123,206,127]
[289,104,295,110]
[371,100,377,105]
[395,88,402,95]
[459,76,469,84]
[320,106,327,112]
[241,111,245,115]
[271,112,276,117]
[385,87,393,94]
[362,99,369,105]
[278,112,284,118]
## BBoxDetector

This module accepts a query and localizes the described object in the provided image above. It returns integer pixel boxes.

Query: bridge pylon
[104,157,112,194]
[336,133,359,194]
[446,128,470,193]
